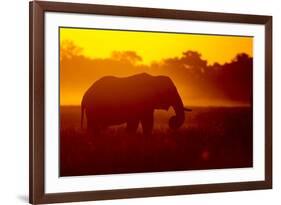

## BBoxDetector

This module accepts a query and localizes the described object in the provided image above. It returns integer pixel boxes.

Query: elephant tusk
[184,107,192,112]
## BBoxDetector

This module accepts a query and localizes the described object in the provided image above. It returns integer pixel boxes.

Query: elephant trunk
[169,93,185,130]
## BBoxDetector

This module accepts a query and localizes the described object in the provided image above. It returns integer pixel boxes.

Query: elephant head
[151,76,191,130]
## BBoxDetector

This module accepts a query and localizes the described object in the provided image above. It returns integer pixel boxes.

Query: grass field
[60,106,253,176]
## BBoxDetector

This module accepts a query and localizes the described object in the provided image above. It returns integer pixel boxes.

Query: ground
[60,106,252,176]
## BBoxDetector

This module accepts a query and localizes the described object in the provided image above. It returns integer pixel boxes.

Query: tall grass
[60,106,252,176]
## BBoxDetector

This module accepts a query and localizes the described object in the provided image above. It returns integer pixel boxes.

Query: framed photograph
[29,1,272,204]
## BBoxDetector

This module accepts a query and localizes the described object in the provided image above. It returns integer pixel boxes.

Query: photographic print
[59,27,253,176]
[30,1,272,203]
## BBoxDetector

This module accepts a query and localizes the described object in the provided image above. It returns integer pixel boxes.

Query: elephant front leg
[126,120,139,134]
[141,111,154,136]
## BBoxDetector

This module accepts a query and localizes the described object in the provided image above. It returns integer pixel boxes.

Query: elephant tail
[81,102,85,129]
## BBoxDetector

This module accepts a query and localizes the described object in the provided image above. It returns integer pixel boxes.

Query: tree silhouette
[60,40,83,60]
[60,40,253,106]
[111,51,142,64]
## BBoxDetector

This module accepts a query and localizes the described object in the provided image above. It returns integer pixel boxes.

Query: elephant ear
[169,116,182,130]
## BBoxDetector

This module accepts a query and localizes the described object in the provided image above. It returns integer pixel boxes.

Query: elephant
[81,73,191,135]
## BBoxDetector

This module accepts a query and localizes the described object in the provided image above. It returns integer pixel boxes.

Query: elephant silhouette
[81,73,191,135]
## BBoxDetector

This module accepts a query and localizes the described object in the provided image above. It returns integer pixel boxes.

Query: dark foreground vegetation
[60,106,252,176]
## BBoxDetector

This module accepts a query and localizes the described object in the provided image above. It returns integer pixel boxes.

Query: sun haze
[60,27,252,65]
[60,27,253,106]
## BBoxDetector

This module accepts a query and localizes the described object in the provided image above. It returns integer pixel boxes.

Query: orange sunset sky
[60,28,252,65]
[60,27,253,106]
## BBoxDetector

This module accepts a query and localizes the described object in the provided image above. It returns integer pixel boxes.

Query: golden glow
[60,27,253,106]
[60,28,252,65]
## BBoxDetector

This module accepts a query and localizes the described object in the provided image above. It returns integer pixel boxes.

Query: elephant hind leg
[87,117,101,136]
[126,120,139,134]
[87,125,100,137]
[141,111,154,136]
